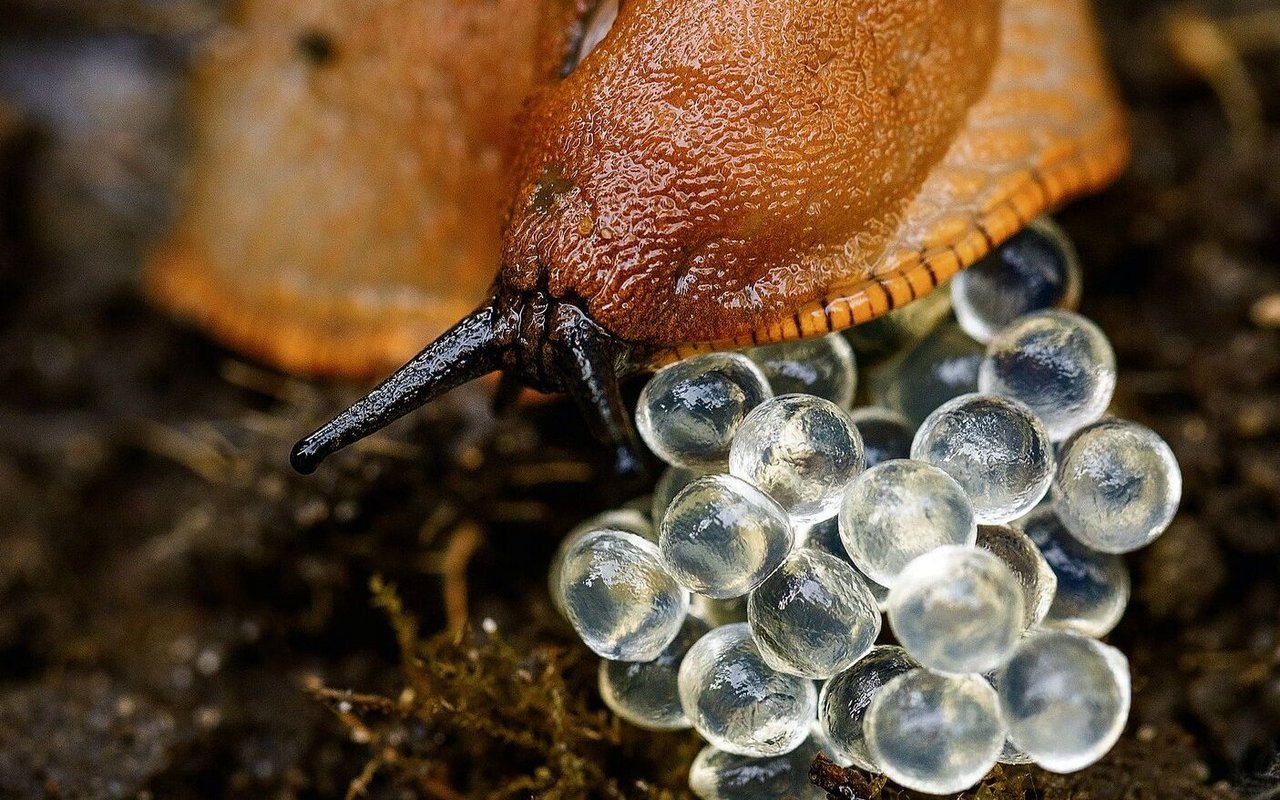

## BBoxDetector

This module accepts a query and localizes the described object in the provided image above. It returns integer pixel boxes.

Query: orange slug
[145,0,1128,473]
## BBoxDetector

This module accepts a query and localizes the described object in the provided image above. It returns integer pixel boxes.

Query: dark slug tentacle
[290,302,518,474]
[289,287,642,475]
[547,303,645,477]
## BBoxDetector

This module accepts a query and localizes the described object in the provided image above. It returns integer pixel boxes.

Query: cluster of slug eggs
[550,219,1182,798]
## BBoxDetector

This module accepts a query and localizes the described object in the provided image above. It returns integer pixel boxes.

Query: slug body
[503,0,999,346]
[147,0,1128,472]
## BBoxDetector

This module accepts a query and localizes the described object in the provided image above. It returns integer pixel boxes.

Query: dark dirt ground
[0,1,1277,798]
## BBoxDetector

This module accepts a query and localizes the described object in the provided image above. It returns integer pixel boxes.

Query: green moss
[309,578,700,799]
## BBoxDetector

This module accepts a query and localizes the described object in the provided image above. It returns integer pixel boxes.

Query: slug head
[500,0,998,345]
[289,285,646,475]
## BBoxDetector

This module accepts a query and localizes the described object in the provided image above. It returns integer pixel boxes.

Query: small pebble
[865,670,1006,794]
[599,616,710,731]
[660,474,794,598]
[688,736,826,800]
[997,631,1131,773]
[952,218,1082,343]
[887,546,1025,674]
[729,395,865,525]
[1053,419,1182,553]
[746,334,857,408]
[747,549,881,678]
[848,407,915,468]
[678,623,817,757]
[976,523,1058,627]
[873,322,985,426]
[636,353,772,468]
[838,459,976,587]
[1021,507,1131,637]
[818,646,918,771]
[560,530,689,661]
[979,309,1116,440]
[912,393,1054,523]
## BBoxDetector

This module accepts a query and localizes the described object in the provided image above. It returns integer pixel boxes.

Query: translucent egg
[746,334,858,408]
[976,524,1057,627]
[911,393,1054,524]
[853,564,889,610]
[729,395,865,525]
[848,407,915,468]
[678,623,818,757]
[688,736,826,800]
[1053,419,1182,553]
[838,459,977,587]
[817,646,918,772]
[1021,507,1131,637]
[872,322,985,426]
[865,670,1006,794]
[952,217,1082,343]
[807,720,852,767]
[651,465,708,528]
[691,594,749,627]
[599,615,709,731]
[979,309,1116,441]
[996,631,1131,773]
[560,530,690,661]
[549,510,656,618]
[660,474,794,598]
[981,672,1036,765]
[802,517,890,609]
[887,546,1025,674]
[636,353,772,469]
[622,493,656,515]
[747,549,881,679]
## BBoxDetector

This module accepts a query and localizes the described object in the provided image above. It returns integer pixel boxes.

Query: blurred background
[0,1,1277,797]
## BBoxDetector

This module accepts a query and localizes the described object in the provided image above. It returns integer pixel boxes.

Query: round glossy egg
[887,545,1025,674]
[1053,418,1181,553]
[747,548,881,678]
[660,474,794,598]
[745,334,858,408]
[979,309,1115,441]
[997,631,1131,773]
[636,353,772,469]
[912,393,1054,523]
[560,529,689,661]
[729,394,865,525]
[678,623,818,757]
[838,459,977,587]
[865,670,1006,794]
[818,646,919,772]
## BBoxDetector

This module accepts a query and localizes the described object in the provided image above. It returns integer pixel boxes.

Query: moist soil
[0,0,1277,797]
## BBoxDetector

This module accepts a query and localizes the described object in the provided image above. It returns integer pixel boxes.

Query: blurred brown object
[146,0,580,378]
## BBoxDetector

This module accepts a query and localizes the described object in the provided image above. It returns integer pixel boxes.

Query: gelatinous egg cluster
[552,219,1177,798]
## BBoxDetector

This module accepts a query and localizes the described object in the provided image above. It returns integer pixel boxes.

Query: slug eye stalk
[289,289,643,475]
